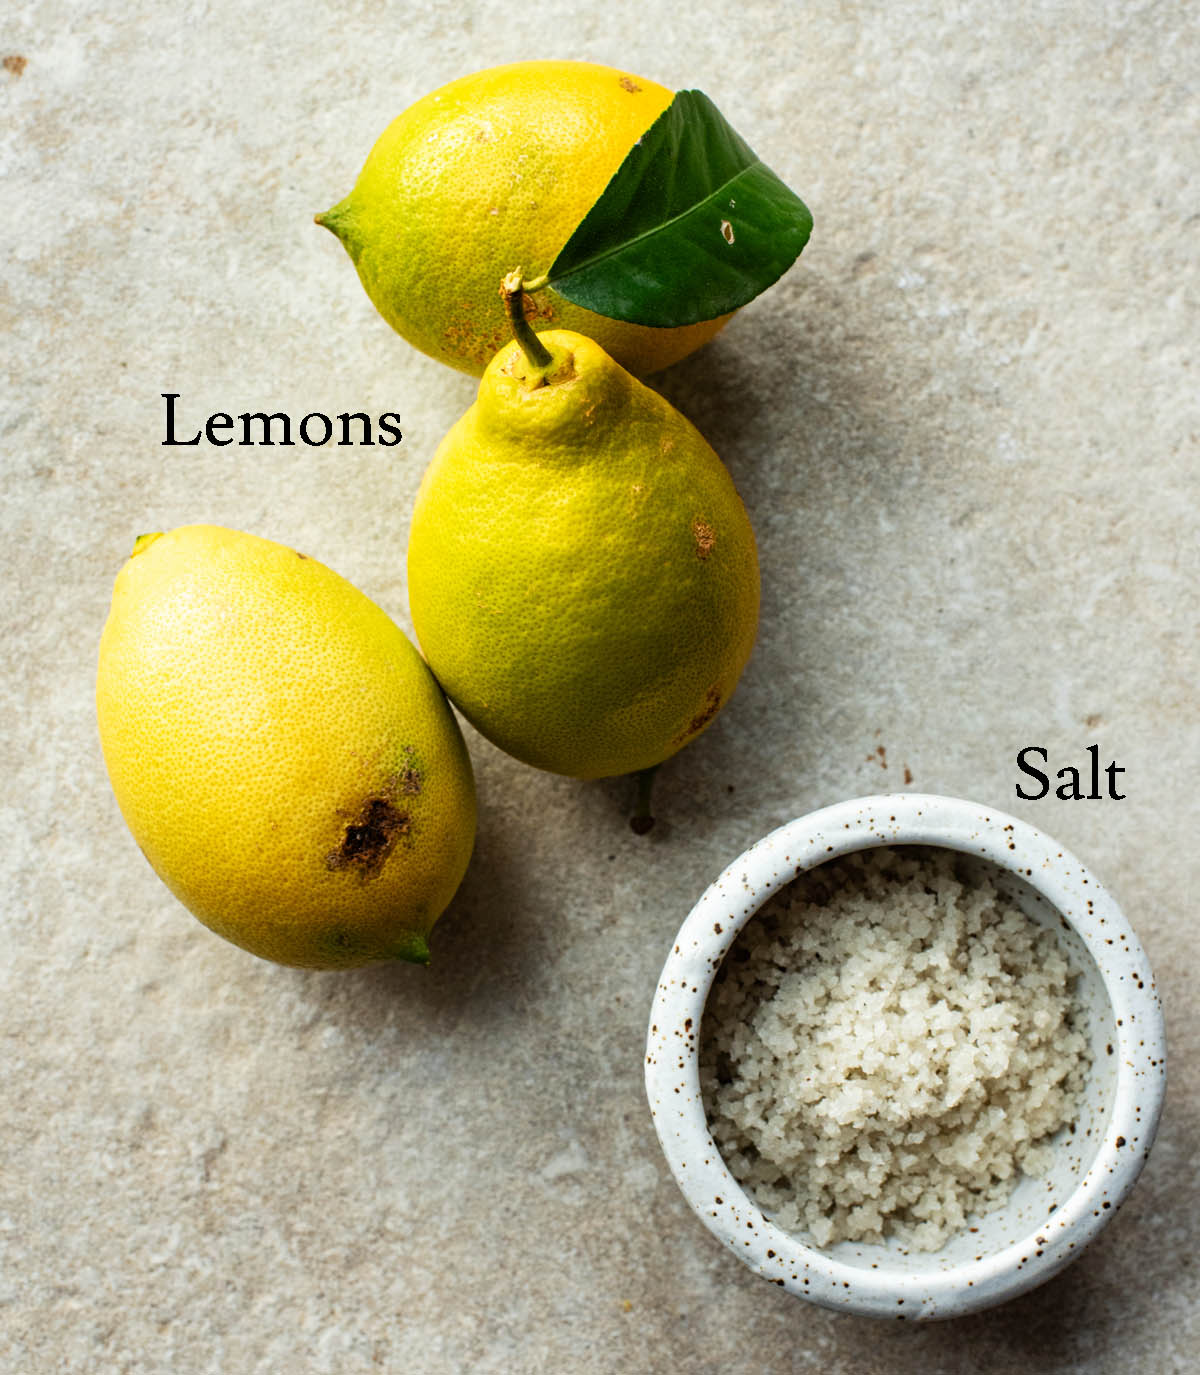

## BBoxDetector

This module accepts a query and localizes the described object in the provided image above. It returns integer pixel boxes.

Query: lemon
[96,526,476,969]
[317,60,731,377]
[406,302,759,780]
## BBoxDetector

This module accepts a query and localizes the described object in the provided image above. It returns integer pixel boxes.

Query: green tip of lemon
[312,196,349,233]
[393,932,432,966]
[131,532,163,557]
[315,198,359,255]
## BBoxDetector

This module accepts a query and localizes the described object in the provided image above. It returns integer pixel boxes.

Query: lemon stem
[501,270,554,371]
[630,765,659,836]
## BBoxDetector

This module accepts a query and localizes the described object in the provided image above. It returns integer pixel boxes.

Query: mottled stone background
[2,2,1196,1371]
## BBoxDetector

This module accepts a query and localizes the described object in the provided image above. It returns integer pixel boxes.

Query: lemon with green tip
[96,525,476,969]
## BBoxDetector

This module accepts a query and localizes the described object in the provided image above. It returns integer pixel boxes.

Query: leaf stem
[500,270,553,370]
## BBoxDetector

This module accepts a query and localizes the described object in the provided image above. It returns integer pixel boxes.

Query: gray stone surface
[2,2,1196,1371]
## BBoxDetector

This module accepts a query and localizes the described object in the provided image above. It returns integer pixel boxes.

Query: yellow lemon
[317,60,731,377]
[96,525,476,968]
[406,307,759,780]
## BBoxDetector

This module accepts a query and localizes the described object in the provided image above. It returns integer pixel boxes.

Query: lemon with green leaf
[317,61,812,376]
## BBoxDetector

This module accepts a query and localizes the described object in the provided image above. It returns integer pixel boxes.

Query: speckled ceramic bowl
[645,794,1166,1320]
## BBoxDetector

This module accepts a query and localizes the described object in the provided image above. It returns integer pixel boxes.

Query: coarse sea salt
[700,846,1091,1251]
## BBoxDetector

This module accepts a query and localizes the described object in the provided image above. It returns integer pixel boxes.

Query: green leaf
[540,90,813,329]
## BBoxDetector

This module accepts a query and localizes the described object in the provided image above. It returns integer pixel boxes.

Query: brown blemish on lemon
[327,797,411,878]
[521,291,558,325]
[675,685,722,743]
[618,76,642,93]
[328,763,422,878]
[693,521,716,559]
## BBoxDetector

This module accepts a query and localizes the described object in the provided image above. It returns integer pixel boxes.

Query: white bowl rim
[644,793,1167,1320]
